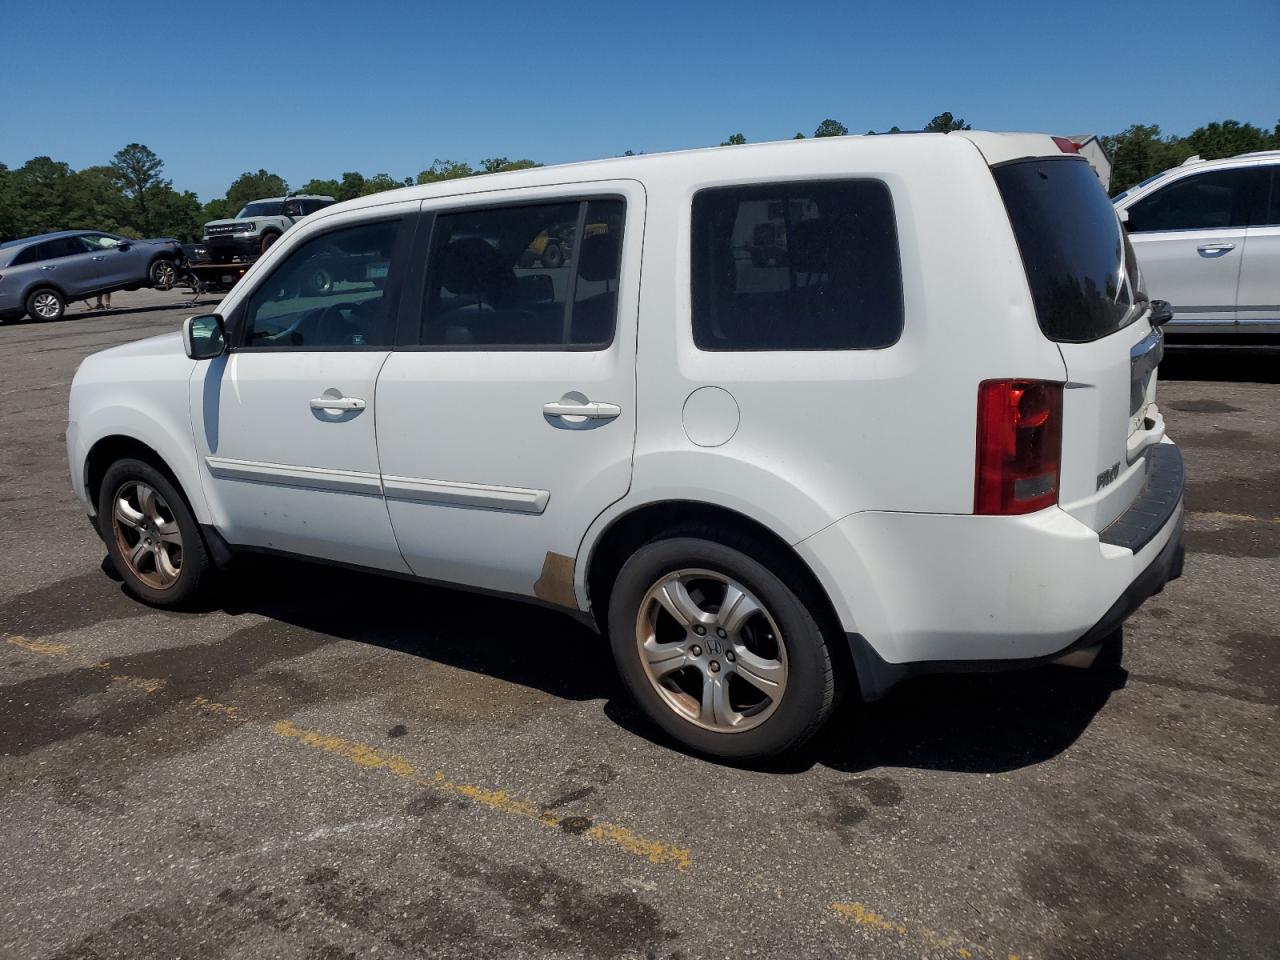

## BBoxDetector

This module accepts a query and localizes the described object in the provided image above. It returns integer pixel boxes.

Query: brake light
[975,379,1063,515]
[1052,136,1081,154]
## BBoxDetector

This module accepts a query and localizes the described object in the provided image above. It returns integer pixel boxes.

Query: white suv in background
[67,133,1185,759]
[1113,150,1280,335]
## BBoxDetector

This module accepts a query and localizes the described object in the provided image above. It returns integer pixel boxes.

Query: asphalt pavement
[1,288,1277,959]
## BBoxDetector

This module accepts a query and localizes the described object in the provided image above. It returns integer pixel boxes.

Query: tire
[26,287,65,322]
[97,458,213,607]
[149,258,177,290]
[260,232,280,254]
[541,242,563,268]
[608,536,838,760]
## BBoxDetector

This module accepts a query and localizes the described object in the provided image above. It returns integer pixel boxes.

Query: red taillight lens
[1052,136,1081,154]
[975,379,1063,515]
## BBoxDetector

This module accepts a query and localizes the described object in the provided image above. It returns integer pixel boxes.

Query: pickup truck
[202,194,335,263]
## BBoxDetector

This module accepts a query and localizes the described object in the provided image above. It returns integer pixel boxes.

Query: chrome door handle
[310,395,366,412]
[542,400,621,420]
[41,265,55,270]
[1197,243,1235,256]
[91,255,106,261]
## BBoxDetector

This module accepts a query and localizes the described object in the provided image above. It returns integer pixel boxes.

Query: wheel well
[85,436,180,513]
[585,500,847,651]
[24,282,67,304]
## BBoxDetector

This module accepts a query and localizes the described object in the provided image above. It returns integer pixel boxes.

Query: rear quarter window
[691,180,903,351]
[994,157,1136,343]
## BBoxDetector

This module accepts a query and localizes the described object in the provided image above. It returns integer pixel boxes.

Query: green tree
[111,143,169,235]
[720,133,747,146]
[8,157,74,236]
[1184,120,1271,160]
[416,159,474,183]
[813,119,848,138]
[479,157,541,174]
[201,198,234,223]
[361,173,408,195]
[335,172,368,201]
[148,188,205,241]
[297,178,342,197]
[0,163,14,241]
[923,111,970,132]
[793,132,806,139]
[1101,124,1195,192]
[225,169,289,213]
[66,166,128,234]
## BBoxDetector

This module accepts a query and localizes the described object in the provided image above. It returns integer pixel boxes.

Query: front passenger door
[189,210,414,572]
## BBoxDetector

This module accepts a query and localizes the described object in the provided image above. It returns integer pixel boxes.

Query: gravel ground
[1,288,1277,959]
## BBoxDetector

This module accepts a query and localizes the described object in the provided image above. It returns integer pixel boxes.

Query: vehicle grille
[206,223,248,236]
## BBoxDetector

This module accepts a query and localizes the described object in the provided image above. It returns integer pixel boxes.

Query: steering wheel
[314,302,363,345]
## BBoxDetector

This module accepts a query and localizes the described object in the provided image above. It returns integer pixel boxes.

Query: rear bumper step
[1099,443,1184,552]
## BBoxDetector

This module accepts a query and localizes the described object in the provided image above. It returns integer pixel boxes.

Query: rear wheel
[541,242,563,268]
[26,288,64,321]
[98,458,212,607]
[608,536,838,759]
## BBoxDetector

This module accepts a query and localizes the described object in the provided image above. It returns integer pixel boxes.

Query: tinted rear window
[994,158,1136,343]
[691,180,903,351]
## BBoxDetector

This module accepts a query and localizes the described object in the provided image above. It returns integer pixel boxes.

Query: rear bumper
[796,440,1186,699]
[845,513,1184,699]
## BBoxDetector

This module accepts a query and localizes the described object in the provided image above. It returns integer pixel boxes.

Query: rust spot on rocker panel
[533,552,578,608]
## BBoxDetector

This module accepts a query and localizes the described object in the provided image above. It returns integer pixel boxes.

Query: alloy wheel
[32,292,61,319]
[110,481,183,589]
[152,260,177,289]
[635,569,788,733]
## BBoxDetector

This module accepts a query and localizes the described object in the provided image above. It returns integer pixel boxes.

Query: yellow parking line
[4,632,690,872]
[832,902,1022,959]
[272,719,691,870]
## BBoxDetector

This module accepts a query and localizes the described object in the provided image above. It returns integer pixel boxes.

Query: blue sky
[2,0,1276,201]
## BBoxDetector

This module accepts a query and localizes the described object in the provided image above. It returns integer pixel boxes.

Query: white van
[67,133,1185,759]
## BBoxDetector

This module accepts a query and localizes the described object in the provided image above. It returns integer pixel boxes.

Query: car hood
[96,331,186,360]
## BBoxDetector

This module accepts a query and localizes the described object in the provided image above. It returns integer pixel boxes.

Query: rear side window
[416,198,625,349]
[691,181,903,351]
[12,238,81,265]
[1126,167,1261,232]
[995,158,1135,343]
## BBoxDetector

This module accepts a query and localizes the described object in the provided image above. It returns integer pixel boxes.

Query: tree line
[2,113,1276,243]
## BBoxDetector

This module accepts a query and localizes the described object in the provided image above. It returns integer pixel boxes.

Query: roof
[317,130,1064,219]
[0,229,92,250]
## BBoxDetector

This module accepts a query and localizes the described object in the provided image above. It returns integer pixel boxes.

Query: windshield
[994,157,1138,343]
[237,201,284,218]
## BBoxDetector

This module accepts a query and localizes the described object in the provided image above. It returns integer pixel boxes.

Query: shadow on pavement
[1161,346,1280,384]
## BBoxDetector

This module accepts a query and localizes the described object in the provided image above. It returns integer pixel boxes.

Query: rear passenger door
[374,182,643,604]
[1237,164,1280,330]
[1124,164,1263,328]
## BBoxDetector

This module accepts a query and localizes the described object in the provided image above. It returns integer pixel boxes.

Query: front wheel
[608,536,838,759]
[150,258,177,290]
[98,458,212,607]
[260,232,280,254]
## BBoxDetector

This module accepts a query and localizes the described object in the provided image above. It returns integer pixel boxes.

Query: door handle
[41,265,55,271]
[1197,243,1235,256]
[310,395,366,412]
[543,400,621,420]
[92,255,106,261]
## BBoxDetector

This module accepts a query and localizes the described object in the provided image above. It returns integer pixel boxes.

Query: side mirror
[116,240,133,251]
[183,314,227,360]
[1149,299,1173,327]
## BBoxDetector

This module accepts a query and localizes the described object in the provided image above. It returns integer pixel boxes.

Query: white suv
[67,133,1185,759]
[1113,150,1280,335]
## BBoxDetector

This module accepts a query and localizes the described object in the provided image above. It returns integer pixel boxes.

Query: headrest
[438,237,509,296]
[577,233,620,283]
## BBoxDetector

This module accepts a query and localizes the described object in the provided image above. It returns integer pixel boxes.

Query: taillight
[1052,136,1081,154]
[975,379,1063,515]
